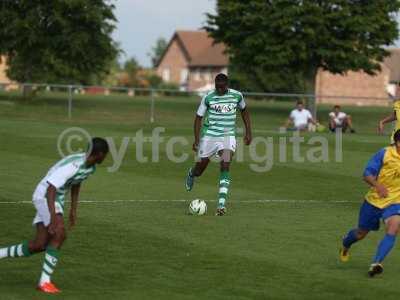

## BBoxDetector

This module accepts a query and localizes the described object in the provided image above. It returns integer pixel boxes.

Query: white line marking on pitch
[0,199,358,204]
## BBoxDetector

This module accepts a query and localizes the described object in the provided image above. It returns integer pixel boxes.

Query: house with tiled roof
[157,31,399,105]
[156,30,228,91]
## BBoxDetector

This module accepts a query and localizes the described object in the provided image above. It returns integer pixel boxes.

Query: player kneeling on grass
[0,137,109,293]
[185,73,252,216]
[340,129,400,277]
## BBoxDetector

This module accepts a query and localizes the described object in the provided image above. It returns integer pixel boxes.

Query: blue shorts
[358,201,400,231]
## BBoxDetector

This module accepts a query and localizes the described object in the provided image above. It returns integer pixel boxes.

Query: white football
[189,199,207,215]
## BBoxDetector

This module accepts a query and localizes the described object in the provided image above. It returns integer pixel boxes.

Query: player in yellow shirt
[378,100,400,143]
[339,129,400,277]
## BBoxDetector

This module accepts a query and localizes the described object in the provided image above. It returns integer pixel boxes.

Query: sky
[112,0,216,67]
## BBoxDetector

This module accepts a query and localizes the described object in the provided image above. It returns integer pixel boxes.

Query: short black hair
[89,137,109,155]
[334,105,341,109]
[215,73,228,83]
[394,130,400,144]
[296,100,304,105]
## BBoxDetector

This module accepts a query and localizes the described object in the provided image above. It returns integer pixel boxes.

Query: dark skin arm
[240,108,252,145]
[69,184,81,229]
[364,175,388,198]
[193,115,203,152]
[46,184,58,235]
[378,112,396,134]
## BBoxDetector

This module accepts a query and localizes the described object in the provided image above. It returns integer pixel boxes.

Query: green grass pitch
[0,91,399,299]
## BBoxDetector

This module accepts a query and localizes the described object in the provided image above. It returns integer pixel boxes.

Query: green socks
[218,171,231,208]
[39,246,59,285]
[0,241,31,259]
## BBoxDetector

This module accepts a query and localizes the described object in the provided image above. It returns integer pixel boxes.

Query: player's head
[87,137,109,164]
[296,100,304,110]
[334,105,341,113]
[394,130,400,147]
[215,73,228,95]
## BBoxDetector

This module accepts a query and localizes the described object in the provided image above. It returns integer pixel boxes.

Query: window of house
[204,69,212,82]
[194,69,201,81]
[162,68,170,82]
[180,68,189,83]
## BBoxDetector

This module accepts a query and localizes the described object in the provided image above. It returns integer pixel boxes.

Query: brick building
[316,49,400,106]
[156,30,228,91]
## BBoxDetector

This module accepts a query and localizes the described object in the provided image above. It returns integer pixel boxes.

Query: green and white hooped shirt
[34,153,96,209]
[196,89,246,137]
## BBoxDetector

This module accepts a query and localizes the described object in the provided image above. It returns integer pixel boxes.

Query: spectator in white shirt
[286,101,317,131]
[329,105,355,133]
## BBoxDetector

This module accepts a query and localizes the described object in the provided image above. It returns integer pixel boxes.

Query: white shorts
[294,123,308,130]
[32,184,64,227]
[198,136,236,158]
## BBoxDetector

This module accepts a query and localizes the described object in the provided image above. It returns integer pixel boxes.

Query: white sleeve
[329,112,335,118]
[196,96,207,117]
[307,110,313,119]
[238,93,246,110]
[46,164,79,189]
[289,110,295,119]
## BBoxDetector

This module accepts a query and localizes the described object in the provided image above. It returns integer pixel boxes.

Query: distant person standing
[185,73,252,216]
[329,105,355,133]
[285,101,317,131]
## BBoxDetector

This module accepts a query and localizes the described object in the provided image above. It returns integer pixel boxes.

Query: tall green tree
[121,57,141,87]
[228,63,305,93]
[206,0,400,116]
[0,0,118,85]
[96,57,122,86]
[148,37,168,67]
